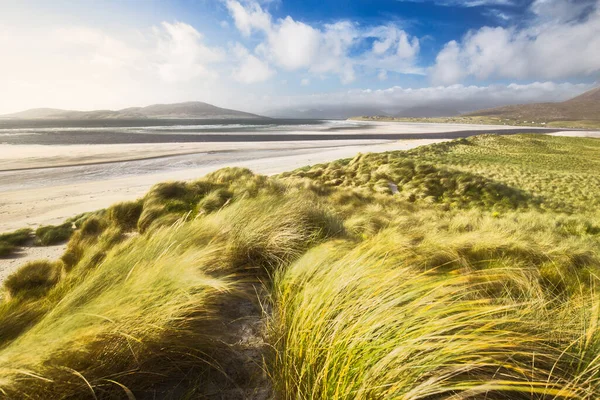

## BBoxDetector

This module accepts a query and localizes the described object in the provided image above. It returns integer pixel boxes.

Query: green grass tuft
[3,260,63,299]
[35,223,73,246]
[0,228,33,257]
[107,200,143,231]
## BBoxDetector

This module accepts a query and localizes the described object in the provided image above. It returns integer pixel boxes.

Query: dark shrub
[0,228,33,246]
[0,228,33,257]
[80,216,106,238]
[36,223,73,246]
[61,242,84,271]
[148,181,189,200]
[138,205,166,233]
[108,201,143,231]
[0,242,15,257]
[197,188,233,214]
[187,180,217,196]
[4,260,63,298]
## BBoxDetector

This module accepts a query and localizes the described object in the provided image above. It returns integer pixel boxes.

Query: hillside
[1,102,267,120]
[465,86,600,122]
[2,134,600,398]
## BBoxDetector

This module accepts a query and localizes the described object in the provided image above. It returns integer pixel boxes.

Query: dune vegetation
[2,134,600,398]
[0,229,32,257]
[351,115,600,129]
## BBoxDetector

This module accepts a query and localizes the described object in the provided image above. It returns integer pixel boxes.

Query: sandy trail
[548,131,600,138]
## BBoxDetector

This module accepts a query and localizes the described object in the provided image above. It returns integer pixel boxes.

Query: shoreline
[0,139,445,233]
[0,140,391,172]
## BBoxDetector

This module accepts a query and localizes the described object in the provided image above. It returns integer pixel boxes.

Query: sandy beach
[1,120,595,233]
[0,139,443,233]
[0,120,598,282]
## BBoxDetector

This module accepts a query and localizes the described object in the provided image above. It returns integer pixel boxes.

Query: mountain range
[464,86,600,121]
[3,86,598,121]
[0,102,267,120]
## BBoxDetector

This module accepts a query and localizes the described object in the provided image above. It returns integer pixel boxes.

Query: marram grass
[2,135,600,398]
[268,232,600,399]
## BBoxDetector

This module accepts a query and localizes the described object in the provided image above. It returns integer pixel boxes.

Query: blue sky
[0,0,598,114]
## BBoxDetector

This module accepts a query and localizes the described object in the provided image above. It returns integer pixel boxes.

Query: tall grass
[268,231,598,399]
[0,192,340,398]
[3,135,600,398]
[0,228,32,257]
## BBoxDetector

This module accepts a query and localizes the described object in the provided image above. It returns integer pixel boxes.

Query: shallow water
[0,119,563,145]
[0,119,369,145]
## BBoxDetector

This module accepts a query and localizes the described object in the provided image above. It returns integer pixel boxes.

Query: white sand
[0,138,446,233]
[0,137,445,281]
[0,140,389,171]
[547,131,600,138]
[0,243,67,284]
[0,120,577,279]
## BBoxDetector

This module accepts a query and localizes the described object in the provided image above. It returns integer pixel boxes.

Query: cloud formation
[396,0,516,7]
[431,0,600,84]
[0,22,227,113]
[154,22,225,82]
[231,42,274,83]
[225,0,422,83]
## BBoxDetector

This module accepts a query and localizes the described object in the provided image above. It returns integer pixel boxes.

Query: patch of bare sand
[0,243,67,284]
[0,140,385,171]
[0,139,445,233]
[547,131,600,138]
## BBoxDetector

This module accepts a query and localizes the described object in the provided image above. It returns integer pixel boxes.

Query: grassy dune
[351,115,600,129]
[2,134,600,398]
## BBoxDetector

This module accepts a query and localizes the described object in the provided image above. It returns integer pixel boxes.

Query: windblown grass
[0,190,340,398]
[268,233,598,398]
[3,260,63,299]
[35,223,73,246]
[2,135,600,398]
[0,228,32,257]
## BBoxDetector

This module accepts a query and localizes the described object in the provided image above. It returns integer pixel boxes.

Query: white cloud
[50,27,141,70]
[226,0,272,36]
[431,0,600,84]
[0,21,229,113]
[225,1,421,83]
[361,25,422,74]
[154,22,225,83]
[396,0,515,7]
[231,42,274,83]
[269,17,322,70]
[378,70,388,81]
[531,0,596,23]
[301,78,310,86]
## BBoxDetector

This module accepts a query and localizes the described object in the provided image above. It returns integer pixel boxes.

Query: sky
[0,0,598,115]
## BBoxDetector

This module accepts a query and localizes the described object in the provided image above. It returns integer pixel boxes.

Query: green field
[2,134,600,398]
[351,115,600,129]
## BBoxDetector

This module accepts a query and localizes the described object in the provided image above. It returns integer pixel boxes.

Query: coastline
[0,139,444,233]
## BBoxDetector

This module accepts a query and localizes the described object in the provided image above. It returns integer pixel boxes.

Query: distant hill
[265,105,391,119]
[464,86,600,122]
[0,102,267,120]
[395,105,461,118]
[267,103,463,119]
